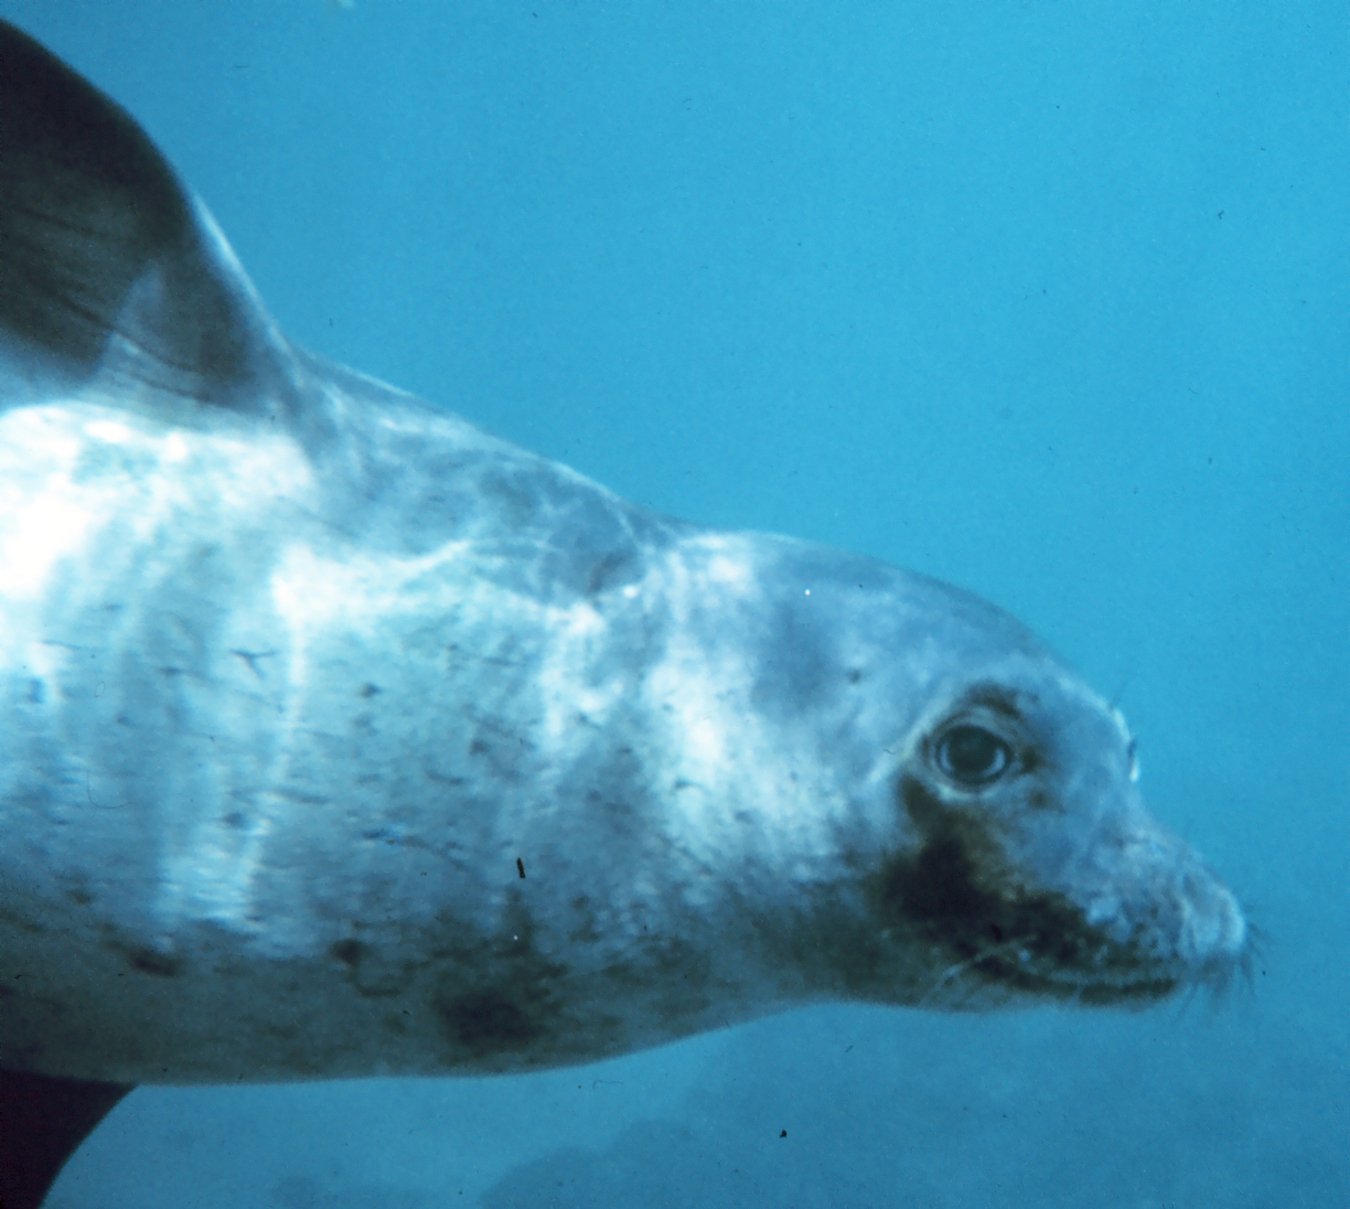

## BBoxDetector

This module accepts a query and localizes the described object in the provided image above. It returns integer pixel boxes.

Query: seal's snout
[1097,825,1250,997]
[1173,862,1248,982]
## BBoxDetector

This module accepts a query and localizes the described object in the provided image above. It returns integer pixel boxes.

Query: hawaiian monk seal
[0,19,1247,1207]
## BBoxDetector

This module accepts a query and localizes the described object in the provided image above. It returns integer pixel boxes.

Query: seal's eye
[934,724,1013,787]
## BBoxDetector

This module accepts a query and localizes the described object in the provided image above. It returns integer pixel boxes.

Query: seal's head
[653,540,1247,1020]
[857,654,1248,1008]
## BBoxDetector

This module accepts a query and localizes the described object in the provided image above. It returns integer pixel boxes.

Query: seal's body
[0,19,1246,1205]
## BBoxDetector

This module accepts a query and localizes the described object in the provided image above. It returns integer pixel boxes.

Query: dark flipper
[0,18,292,414]
[0,1070,132,1209]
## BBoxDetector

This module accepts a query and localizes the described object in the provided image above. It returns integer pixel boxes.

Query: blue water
[7,1,1346,1205]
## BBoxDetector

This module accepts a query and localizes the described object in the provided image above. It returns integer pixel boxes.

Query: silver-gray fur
[0,20,1246,1202]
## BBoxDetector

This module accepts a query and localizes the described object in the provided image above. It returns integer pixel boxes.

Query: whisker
[917,938,1028,1008]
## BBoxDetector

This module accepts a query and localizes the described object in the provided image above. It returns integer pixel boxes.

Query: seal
[0,19,1248,1207]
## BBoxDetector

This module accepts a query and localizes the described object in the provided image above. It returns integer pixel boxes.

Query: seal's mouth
[922,928,1185,1007]
[961,913,1255,1007]
[900,886,1194,1009]
[898,898,1253,1010]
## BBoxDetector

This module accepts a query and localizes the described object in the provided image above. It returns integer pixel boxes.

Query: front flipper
[0,1070,132,1209]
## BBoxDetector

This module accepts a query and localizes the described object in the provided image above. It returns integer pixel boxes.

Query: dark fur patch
[126,946,182,977]
[871,776,1176,1002]
[330,938,365,968]
[438,991,539,1054]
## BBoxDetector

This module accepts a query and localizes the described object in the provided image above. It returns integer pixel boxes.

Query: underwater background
[5,1,1345,1206]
